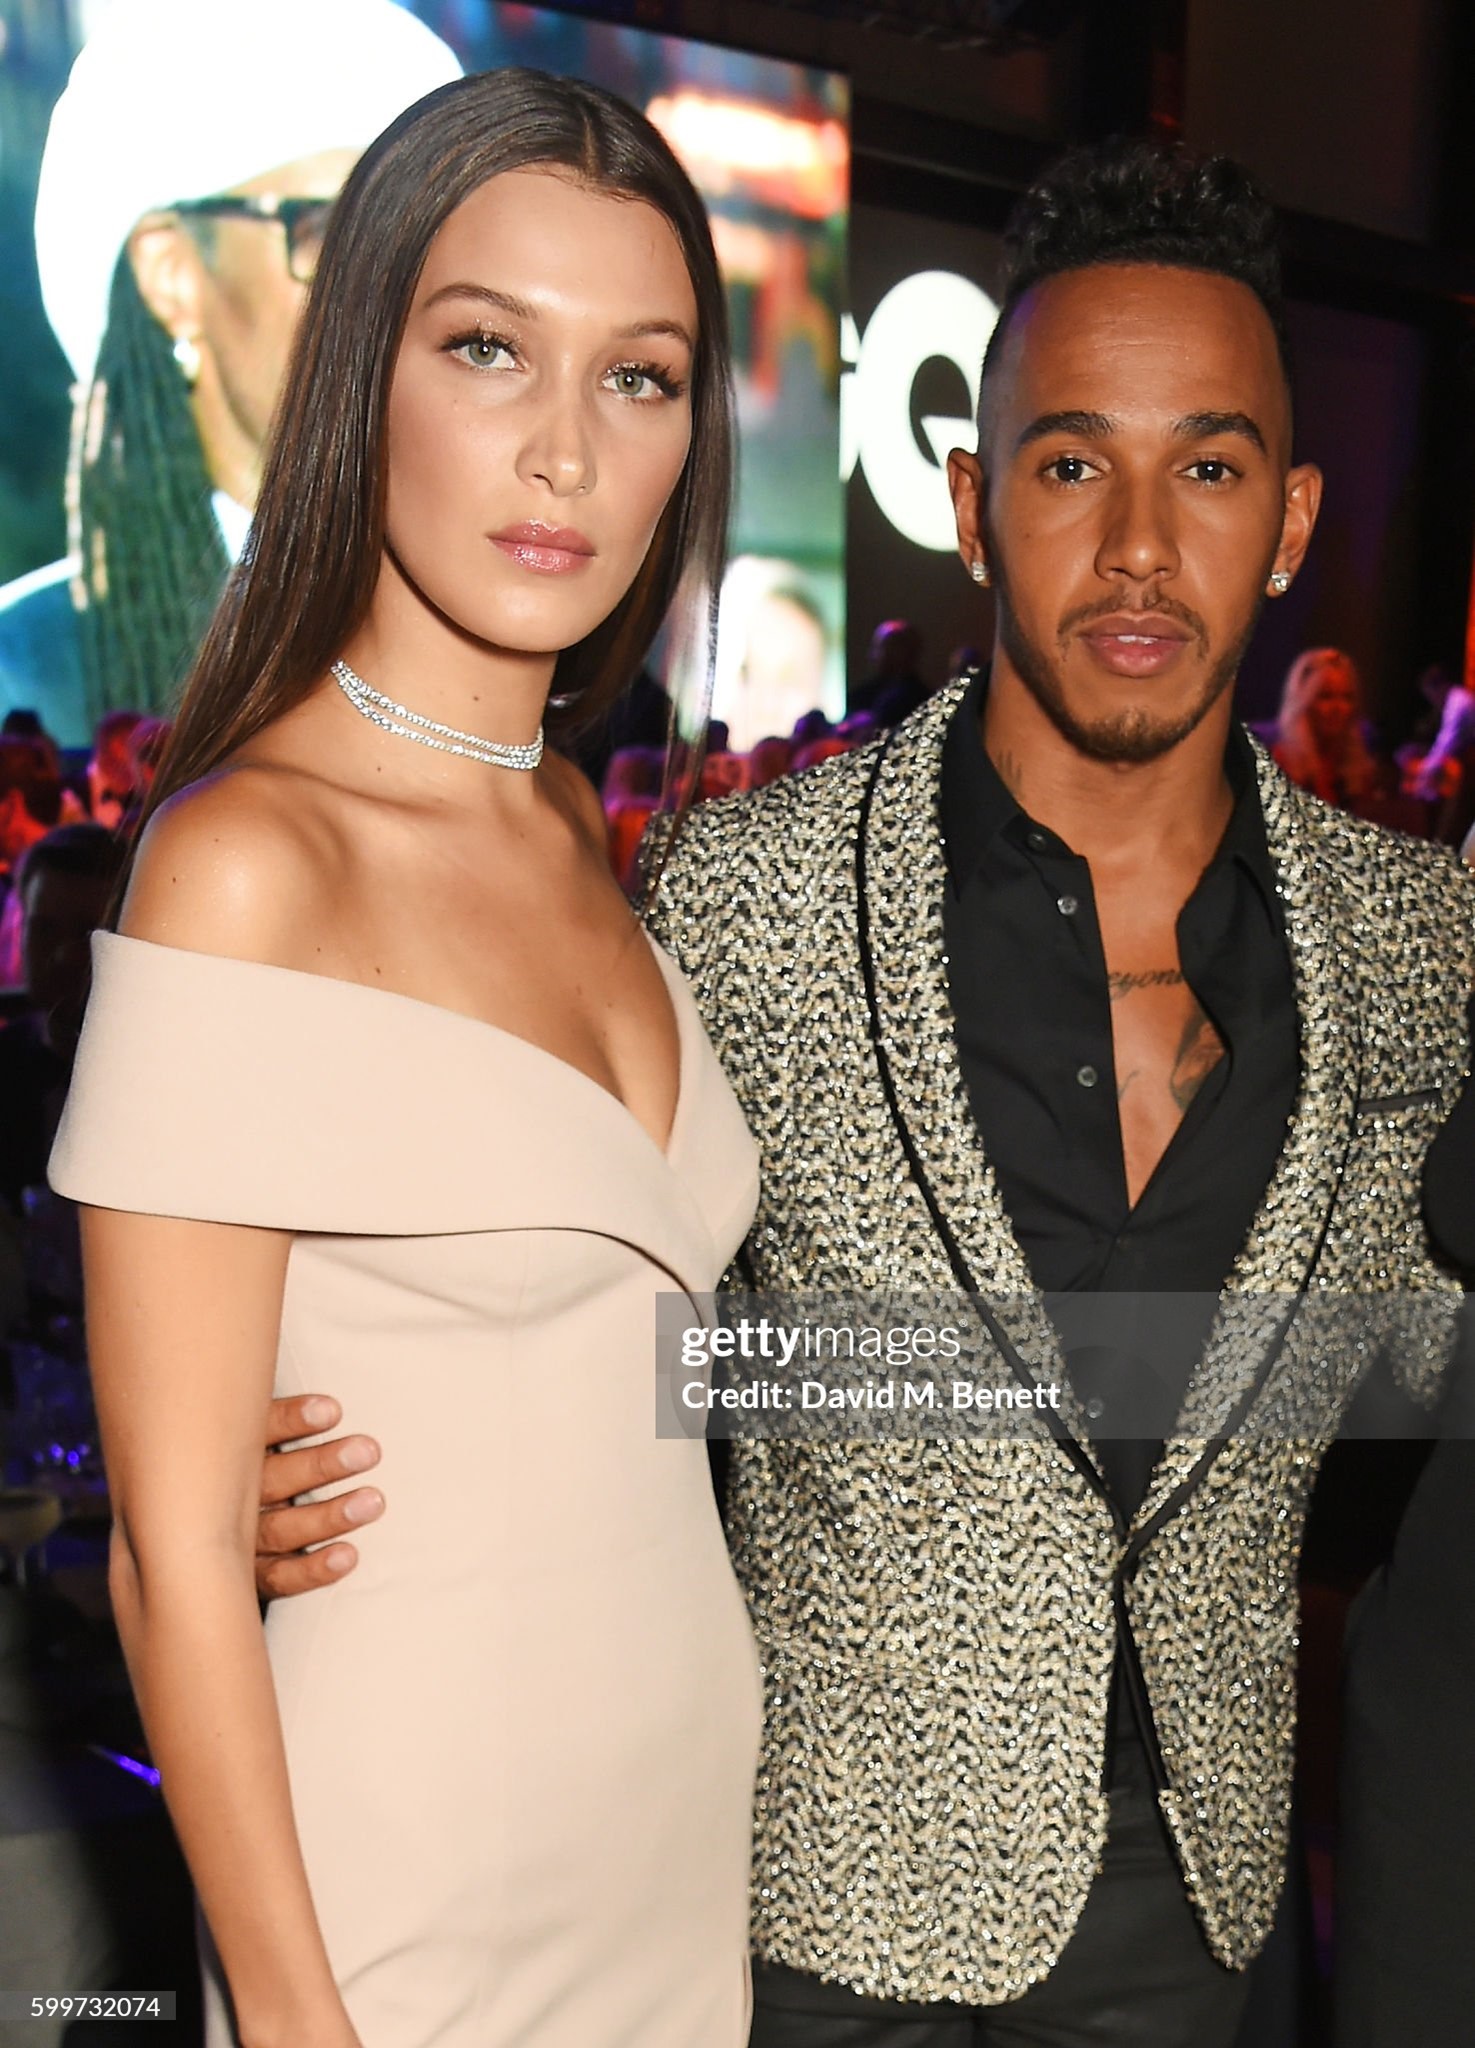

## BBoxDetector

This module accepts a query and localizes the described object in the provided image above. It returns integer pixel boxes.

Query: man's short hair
[979,139,1292,428]
[15,822,126,897]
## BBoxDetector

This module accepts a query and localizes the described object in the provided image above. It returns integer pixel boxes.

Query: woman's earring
[969,559,991,586]
[1268,570,1291,595]
[172,335,202,388]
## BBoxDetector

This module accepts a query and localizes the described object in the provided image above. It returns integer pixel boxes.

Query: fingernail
[302,1397,336,1428]
[343,1490,383,1524]
[325,1546,354,1573]
[338,1438,375,1474]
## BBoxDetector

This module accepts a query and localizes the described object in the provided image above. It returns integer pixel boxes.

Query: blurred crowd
[598,625,1475,896]
[1260,648,1475,847]
[4,625,1475,1289]
[0,710,167,1334]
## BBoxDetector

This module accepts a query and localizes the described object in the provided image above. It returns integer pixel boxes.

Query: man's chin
[1054,704,1207,765]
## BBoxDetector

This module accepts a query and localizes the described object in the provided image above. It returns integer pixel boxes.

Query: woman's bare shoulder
[119,763,342,960]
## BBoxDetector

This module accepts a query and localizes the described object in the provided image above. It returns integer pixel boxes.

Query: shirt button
[1076,1064,1098,1088]
[1026,827,1050,853]
[1085,1396,1106,1422]
[1057,894,1078,917]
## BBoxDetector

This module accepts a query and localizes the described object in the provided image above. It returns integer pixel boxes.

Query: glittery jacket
[643,681,1475,2005]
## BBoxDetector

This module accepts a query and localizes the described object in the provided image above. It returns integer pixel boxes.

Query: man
[0,0,460,743]
[252,143,1475,2041]
[1334,1040,1475,2046]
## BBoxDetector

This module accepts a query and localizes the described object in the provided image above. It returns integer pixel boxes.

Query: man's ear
[126,215,209,355]
[947,448,987,579]
[1269,462,1323,591]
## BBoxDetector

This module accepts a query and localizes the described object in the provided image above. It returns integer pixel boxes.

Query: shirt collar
[940,666,1280,915]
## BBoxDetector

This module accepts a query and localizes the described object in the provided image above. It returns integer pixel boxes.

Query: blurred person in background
[85,710,145,830]
[128,715,173,796]
[602,744,665,896]
[0,0,460,745]
[1407,669,1475,840]
[119,716,174,835]
[698,751,746,800]
[0,825,124,1215]
[712,559,833,752]
[849,616,930,726]
[0,740,65,982]
[789,735,850,773]
[1,708,63,779]
[1270,646,1389,818]
[577,662,672,791]
[0,739,62,886]
[745,735,792,789]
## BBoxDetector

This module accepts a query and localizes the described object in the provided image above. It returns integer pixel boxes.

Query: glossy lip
[488,521,597,576]
[1078,611,1194,679]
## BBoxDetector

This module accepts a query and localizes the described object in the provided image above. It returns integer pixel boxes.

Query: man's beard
[991,557,1267,766]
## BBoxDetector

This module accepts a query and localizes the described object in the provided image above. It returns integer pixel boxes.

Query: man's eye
[1045,455,1093,484]
[1187,457,1236,485]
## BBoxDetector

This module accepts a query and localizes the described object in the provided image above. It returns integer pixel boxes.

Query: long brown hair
[133,66,732,833]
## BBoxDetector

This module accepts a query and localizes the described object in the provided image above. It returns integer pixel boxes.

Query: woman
[1270,646,1387,815]
[48,70,761,2048]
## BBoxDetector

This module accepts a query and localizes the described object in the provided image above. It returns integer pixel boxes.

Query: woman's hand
[255,1394,384,1600]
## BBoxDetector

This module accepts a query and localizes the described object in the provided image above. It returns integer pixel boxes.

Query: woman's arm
[85,1205,360,2048]
[84,775,362,2046]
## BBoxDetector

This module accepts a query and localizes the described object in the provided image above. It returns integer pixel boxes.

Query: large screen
[0,0,847,747]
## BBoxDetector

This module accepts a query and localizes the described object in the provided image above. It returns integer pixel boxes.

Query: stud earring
[1268,570,1291,595]
[969,559,991,587]
[172,335,202,388]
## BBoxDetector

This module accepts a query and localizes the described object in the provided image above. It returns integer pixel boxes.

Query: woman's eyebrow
[421,284,692,351]
[613,318,694,349]
[422,283,536,318]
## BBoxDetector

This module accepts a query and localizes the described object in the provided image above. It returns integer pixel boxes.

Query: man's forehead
[996,263,1285,419]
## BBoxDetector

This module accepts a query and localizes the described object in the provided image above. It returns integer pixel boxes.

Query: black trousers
[748,1747,1253,2048]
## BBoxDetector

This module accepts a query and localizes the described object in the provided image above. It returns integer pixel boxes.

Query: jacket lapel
[862,700,1361,1515]
[860,684,1098,1451]
[1129,752,1362,1532]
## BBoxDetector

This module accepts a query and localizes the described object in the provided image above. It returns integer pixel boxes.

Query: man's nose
[1094,472,1180,586]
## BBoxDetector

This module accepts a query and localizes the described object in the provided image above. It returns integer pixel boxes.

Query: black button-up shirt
[940,670,1301,1515]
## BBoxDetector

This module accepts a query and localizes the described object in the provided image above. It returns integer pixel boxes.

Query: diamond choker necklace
[330,659,544,772]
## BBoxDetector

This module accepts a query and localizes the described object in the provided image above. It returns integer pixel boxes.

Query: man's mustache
[1055,592,1210,651]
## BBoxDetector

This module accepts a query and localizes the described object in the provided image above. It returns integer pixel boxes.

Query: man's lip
[1078,614,1192,643]
[489,522,595,554]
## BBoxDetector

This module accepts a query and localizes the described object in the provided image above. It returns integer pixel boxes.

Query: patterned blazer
[643,681,1475,2006]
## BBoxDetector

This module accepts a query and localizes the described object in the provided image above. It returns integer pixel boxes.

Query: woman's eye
[452,333,513,370]
[605,363,680,401]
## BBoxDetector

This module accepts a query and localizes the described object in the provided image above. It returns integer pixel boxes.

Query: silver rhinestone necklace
[330,658,544,771]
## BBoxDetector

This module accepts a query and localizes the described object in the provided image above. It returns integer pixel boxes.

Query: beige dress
[49,930,762,2048]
